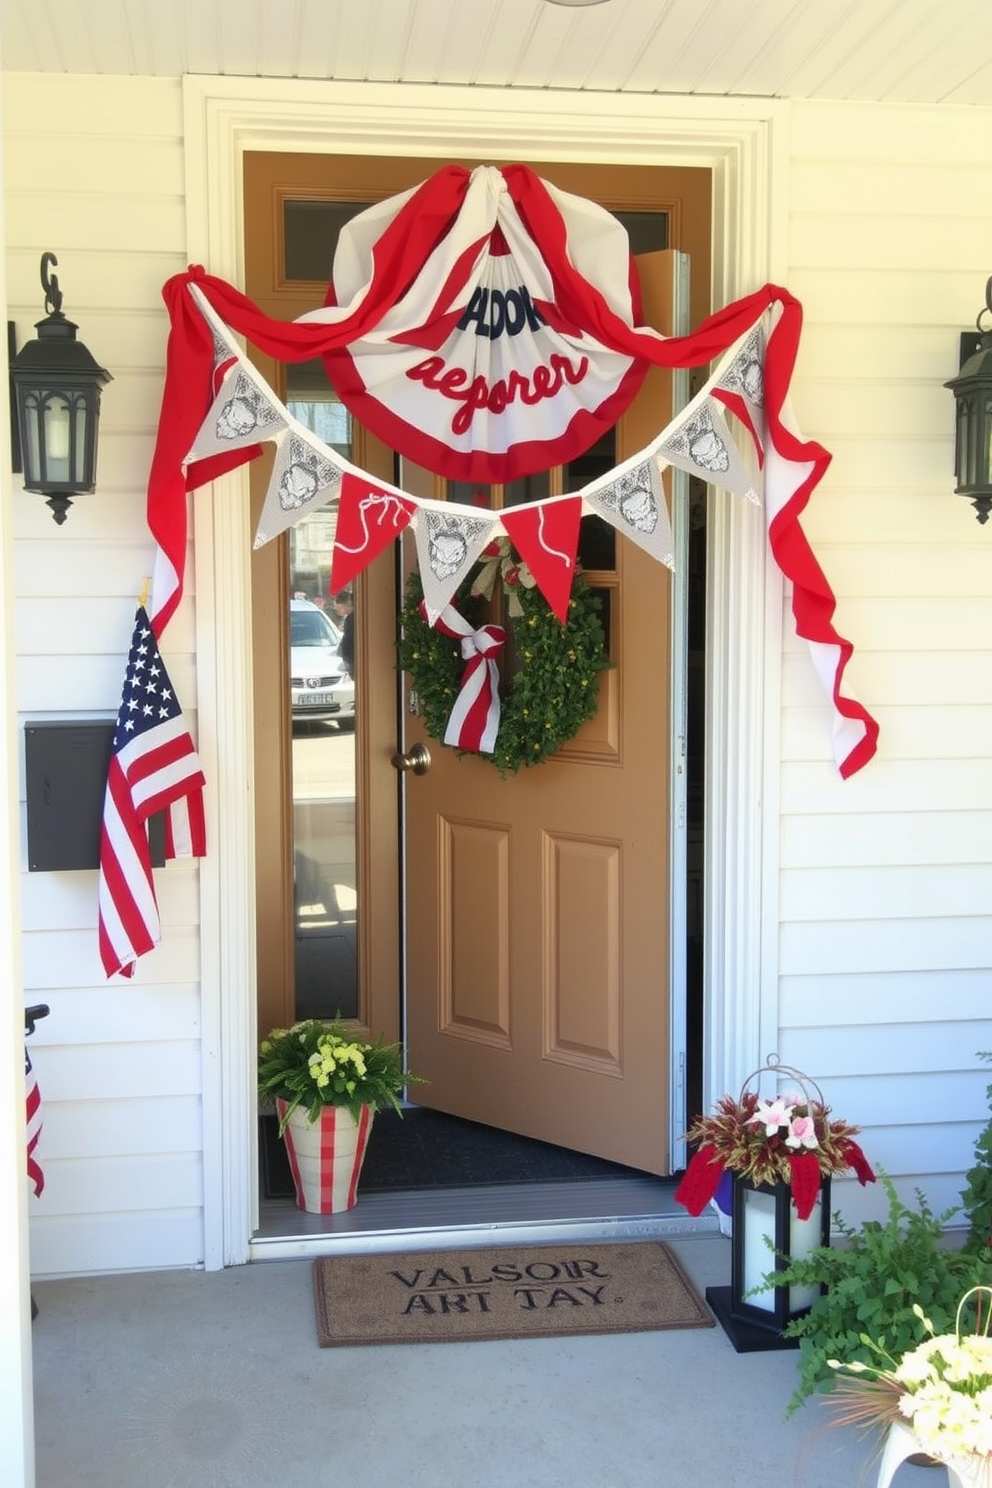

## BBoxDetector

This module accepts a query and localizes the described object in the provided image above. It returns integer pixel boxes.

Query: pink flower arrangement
[675,1081,875,1220]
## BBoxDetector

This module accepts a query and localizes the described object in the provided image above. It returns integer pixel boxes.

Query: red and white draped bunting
[141,164,877,778]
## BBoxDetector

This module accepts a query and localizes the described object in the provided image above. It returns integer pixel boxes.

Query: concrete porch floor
[28,1233,925,1488]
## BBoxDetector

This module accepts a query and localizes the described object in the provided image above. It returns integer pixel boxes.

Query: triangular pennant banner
[712,322,767,463]
[656,397,759,505]
[186,357,288,467]
[207,320,240,384]
[584,455,674,570]
[145,208,878,778]
[253,430,344,548]
[329,474,418,593]
[501,497,582,622]
[413,503,502,623]
[191,281,250,389]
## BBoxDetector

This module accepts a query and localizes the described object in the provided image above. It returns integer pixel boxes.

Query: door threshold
[250,1177,719,1260]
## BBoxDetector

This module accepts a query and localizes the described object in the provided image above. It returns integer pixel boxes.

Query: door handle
[390,742,432,776]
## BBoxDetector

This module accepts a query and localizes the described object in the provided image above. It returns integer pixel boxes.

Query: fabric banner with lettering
[307,164,648,483]
[142,163,878,777]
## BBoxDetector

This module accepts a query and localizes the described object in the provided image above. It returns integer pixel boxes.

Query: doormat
[312,1241,714,1347]
[261,1108,646,1198]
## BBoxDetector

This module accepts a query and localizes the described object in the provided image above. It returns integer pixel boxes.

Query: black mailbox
[25,721,164,871]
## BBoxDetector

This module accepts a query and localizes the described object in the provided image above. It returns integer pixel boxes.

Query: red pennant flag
[501,497,582,622]
[330,473,417,594]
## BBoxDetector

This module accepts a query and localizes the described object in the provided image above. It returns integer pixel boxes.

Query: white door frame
[182,76,788,1267]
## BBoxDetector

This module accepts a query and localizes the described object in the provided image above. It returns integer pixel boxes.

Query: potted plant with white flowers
[258,1019,420,1214]
[827,1287,992,1488]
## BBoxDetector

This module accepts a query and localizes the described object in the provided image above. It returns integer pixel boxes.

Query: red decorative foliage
[674,1143,727,1216]
[788,1152,823,1220]
[842,1139,876,1187]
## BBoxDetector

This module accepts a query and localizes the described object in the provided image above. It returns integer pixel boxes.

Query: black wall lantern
[9,253,112,525]
[945,276,992,526]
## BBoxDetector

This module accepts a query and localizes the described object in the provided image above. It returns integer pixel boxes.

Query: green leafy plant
[762,1169,992,1414]
[961,1052,992,1254]
[258,1019,421,1130]
[397,541,610,776]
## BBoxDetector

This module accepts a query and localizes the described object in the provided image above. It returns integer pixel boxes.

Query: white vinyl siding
[776,99,992,1223]
[4,74,205,1275]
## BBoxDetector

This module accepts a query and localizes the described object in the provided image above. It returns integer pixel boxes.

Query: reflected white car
[290,599,355,726]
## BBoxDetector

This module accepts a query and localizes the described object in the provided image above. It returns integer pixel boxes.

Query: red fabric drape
[144,163,878,777]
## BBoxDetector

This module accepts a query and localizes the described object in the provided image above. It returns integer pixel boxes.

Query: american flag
[25,1046,43,1197]
[98,607,206,979]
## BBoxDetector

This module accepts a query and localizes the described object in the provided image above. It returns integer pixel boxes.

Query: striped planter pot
[275,1100,375,1214]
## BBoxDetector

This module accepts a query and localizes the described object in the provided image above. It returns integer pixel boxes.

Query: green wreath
[397,552,610,776]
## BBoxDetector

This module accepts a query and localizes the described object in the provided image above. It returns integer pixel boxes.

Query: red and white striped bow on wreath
[420,599,506,754]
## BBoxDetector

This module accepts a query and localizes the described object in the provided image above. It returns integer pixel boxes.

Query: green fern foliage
[961,1052,992,1253]
[764,1170,992,1414]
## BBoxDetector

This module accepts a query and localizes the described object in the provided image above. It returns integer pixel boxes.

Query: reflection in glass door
[286,364,358,1020]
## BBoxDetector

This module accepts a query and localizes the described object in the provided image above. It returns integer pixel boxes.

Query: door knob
[390,741,432,776]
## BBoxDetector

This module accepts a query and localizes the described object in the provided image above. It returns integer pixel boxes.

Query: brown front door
[403,253,684,1175]
[244,154,710,1170]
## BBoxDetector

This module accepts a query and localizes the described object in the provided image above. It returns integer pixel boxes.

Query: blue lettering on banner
[457,285,546,339]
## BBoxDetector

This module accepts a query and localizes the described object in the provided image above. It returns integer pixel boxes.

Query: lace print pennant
[215,372,284,443]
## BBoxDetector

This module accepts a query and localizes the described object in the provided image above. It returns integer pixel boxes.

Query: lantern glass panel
[741,1185,776,1311]
[43,394,72,482]
[22,393,42,485]
[783,1194,824,1313]
[71,395,91,486]
[736,1178,826,1319]
[957,400,972,487]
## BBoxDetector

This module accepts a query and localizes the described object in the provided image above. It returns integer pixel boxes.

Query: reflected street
[292,724,356,802]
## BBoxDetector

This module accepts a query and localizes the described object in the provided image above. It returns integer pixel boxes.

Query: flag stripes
[98,608,206,978]
[116,716,205,818]
[25,1049,43,1197]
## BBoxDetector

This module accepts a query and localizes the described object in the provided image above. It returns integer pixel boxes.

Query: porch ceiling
[3,0,991,106]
